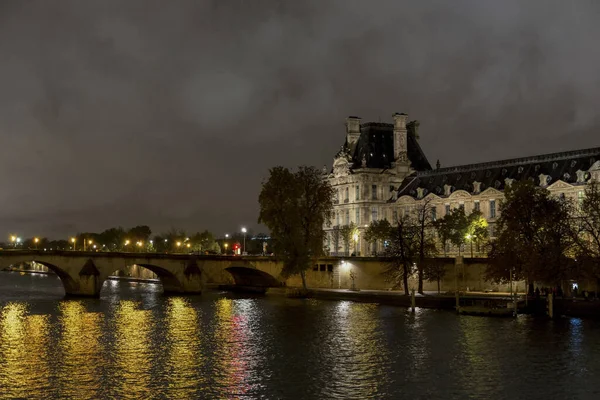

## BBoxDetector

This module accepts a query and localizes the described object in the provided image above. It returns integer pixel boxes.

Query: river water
[0,271,599,399]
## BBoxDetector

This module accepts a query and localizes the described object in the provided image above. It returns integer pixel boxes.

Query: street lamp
[71,237,76,251]
[34,237,39,250]
[124,239,130,251]
[241,227,247,255]
[10,235,16,248]
[176,241,181,252]
[224,243,228,254]
[465,234,473,258]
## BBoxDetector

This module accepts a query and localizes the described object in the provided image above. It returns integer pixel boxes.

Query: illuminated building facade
[326,112,600,256]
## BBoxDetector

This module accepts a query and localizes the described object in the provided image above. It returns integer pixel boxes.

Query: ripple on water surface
[1,272,600,399]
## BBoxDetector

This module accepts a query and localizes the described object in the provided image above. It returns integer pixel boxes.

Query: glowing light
[176,241,181,247]
[34,238,39,243]
[124,240,130,246]
[71,238,76,243]
[10,235,16,242]
[241,227,247,233]
[88,240,93,245]
[186,243,191,248]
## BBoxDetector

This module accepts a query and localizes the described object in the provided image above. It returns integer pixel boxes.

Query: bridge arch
[31,260,79,295]
[225,266,281,290]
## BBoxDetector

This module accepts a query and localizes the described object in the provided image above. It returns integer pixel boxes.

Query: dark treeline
[1,225,273,255]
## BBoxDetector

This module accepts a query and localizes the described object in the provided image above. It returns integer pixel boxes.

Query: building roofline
[417,146,600,177]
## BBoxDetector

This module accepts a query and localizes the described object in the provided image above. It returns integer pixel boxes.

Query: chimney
[346,116,361,144]
[392,112,408,161]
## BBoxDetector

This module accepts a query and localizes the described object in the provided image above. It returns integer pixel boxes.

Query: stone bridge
[0,251,289,297]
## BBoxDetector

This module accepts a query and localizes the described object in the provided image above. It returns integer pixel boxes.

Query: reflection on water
[0,303,51,399]
[165,297,202,397]
[57,301,103,399]
[112,301,153,399]
[0,272,600,399]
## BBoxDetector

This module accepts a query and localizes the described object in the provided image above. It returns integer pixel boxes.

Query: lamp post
[241,227,247,255]
[71,237,76,251]
[124,239,130,251]
[10,235,16,248]
[465,234,473,258]
[34,237,39,250]
[224,234,229,255]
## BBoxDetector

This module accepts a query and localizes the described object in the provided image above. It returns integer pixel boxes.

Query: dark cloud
[1,0,600,238]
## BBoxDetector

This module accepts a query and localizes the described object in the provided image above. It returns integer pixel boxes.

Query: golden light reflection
[113,300,153,398]
[57,301,102,399]
[213,298,252,398]
[0,303,51,398]
[166,297,202,397]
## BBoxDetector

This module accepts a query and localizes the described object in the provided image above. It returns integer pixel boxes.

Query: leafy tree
[340,223,358,256]
[128,225,152,244]
[433,217,452,256]
[572,182,600,288]
[465,211,489,257]
[486,181,576,289]
[98,227,126,251]
[383,215,418,295]
[258,165,334,289]
[364,219,392,255]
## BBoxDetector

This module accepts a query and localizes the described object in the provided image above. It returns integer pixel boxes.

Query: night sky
[2,0,600,239]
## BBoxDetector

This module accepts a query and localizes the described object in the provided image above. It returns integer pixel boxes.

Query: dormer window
[518,166,524,174]
[571,160,577,168]
[552,162,558,170]
[539,173,549,187]
[443,184,452,196]
[494,180,501,189]
[563,173,571,181]
[502,168,507,176]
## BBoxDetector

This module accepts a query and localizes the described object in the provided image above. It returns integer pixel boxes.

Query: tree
[98,227,126,251]
[329,225,342,255]
[433,216,452,256]
[486,181,576,290]
[465,211,489,257]
[128,225,152,244]
[364,219,392,255]
[383,215,418,295]
[258,165,334,289]
[424,259,447,294]
[572,182,600,290]
[412,199,438,293]
[340,223,358,256]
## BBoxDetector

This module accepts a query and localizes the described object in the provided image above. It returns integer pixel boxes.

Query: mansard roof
[396,147,600,199]
[339,122,431,171]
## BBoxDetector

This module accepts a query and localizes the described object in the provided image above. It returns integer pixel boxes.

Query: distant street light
[34,237,39,250]
[241,227,247,255]
[71,237,76,251]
